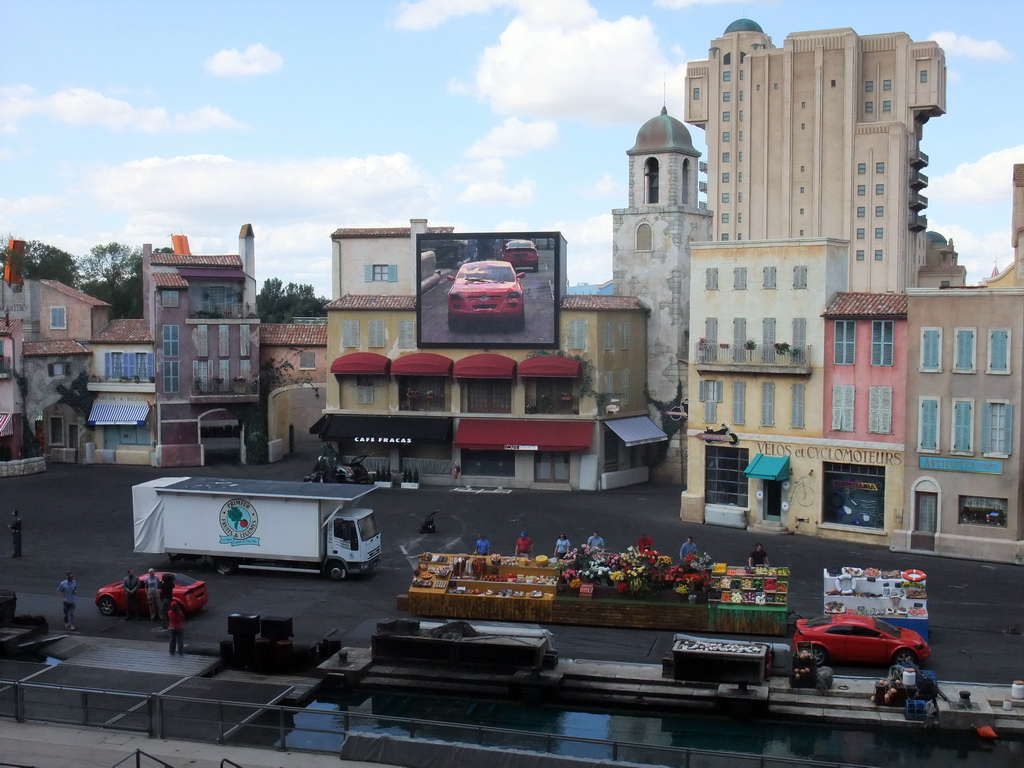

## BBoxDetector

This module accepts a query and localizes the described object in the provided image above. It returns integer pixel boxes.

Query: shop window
[103,424,149,447]
[705,446,749,507]
[822,462,885,528]
[400,376,446,412]
[462,449,515,478]
[465,380,512,413]
[534,452,570,483]
[958,496,1006,527]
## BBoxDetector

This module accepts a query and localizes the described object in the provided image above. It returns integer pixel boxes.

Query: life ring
[902,569,926,583]
[835,574,855,595]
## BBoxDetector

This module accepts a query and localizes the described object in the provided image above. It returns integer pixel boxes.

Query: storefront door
[912,491,937,551]
[762,480,782,521]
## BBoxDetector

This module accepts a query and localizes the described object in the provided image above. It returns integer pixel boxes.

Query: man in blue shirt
[679,536,698,561]
[474,534,491,555]
[586,531,605,551]
[57,571,77,630]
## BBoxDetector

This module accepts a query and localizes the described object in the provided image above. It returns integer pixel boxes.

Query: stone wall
[0,457,46,478]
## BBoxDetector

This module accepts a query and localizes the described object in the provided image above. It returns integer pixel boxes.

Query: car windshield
[459,265,514,283]
[872,618,900,637]
[505,240,534,249]
[169,573,197,587]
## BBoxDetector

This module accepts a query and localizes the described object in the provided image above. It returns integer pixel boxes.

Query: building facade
[685,19,946,292]
[260,322,327,456]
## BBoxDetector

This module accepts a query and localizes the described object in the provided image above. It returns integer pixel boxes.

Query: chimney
[171,235,191,255]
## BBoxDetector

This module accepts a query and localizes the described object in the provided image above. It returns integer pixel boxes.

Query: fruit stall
[822,567,929,640]
[400,552,790,636]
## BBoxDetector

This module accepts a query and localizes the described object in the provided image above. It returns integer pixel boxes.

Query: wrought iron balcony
[695,342,812,374]
[192,377,260,398]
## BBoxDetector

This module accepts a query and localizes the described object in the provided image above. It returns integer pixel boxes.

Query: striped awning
[88,403,150,426]
[0,413,12,437]
[605,416,668,447]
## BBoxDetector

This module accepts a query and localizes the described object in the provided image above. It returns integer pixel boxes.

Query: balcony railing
[188,303,253,320]
[193,377,260,396]
[526,395,578,415]
[0,356,11,377]
[401,394,446,412]
[696,343,812,369]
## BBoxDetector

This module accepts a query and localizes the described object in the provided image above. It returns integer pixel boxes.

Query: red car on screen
[447,260,526,332]
[94,572,209,617]
[501,239,540,272]
[794,614,930,667]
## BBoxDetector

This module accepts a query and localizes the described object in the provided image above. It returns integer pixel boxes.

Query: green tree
[79,242,142,319]
[1,238,80,285]
[256,278,328,323]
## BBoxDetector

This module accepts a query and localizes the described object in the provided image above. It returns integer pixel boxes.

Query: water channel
[280,689,1023,767]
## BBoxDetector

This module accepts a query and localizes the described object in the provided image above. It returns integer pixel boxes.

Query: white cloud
[581,173,621,199]
[930,146,1024,206]
[464,117,558,159]
[394,0,513,31]
[461,12,689,122]
[458,178,535,205]
[0,86,245,133]
[554,213,612,285]
[204,43,284,76]
[654,0,744,8]
[931,223,1013,286]
[929,32,1011,61]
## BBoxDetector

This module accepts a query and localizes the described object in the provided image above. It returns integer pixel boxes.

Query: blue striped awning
[88,403,150,426]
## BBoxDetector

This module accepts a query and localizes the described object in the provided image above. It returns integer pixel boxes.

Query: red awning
[330,352,391,375]
[390,352,453,377]
[454,419,593,451]
[453,354,517,379]
[517,356,581,378]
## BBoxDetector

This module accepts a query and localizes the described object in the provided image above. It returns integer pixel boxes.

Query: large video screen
[416,231,565,348]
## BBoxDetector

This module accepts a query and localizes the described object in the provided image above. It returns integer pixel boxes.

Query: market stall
[822,567,928,640]
[402,551,790,636]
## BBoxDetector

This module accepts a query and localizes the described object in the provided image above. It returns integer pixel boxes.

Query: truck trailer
[133,477,380,580]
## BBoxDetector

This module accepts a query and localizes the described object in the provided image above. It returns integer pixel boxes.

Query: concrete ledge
[0,457,46,477]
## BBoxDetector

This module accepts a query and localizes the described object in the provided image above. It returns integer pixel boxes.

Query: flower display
[555,544,711,598]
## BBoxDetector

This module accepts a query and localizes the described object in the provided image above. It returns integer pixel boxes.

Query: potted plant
[774,342,791,355]
[374,467,392,488]
[401,468,419,490]
[744,340,757,351]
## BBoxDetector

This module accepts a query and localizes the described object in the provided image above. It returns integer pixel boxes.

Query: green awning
[744,454,790,481]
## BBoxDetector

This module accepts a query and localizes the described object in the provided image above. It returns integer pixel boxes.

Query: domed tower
[612,107,712,481]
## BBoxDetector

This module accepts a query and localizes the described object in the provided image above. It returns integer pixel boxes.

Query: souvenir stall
[822,567,929,640]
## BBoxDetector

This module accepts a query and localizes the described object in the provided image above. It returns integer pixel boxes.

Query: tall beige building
[685,19,946,292]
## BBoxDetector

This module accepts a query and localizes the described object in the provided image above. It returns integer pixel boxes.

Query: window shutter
[398,320,416,348]
[733,317,746,347]
[219,324,230,357]
[956,330,974,370]
[991,330,1009,371]
[196,325,208,358]
[568,320,587,350]
[343,319,360,348]
[619,322,631,349]
[920,399,938,450]
[954,401,972,451]
[705,317,718,344]
[706,268,718,290]
[104,352,112,378]
[714,381,723,402]
[220,359,230,382]
[124,353,135,379]
[603,322,614,350]
[364,265,373,282]
[792,318,806,351]
[621,369,630,405]
[762,317,776,348]
[147,353,155,379]
[698,380,706,402]
[733,381,746,424]
[761,382,775,426]
[791,383,805,428]
[368,320,386,348]
[388,265,398,282]
[239,325,250,358]
[1006,405,1014,456]
[763,266,776,289]
[922,329,939,370]
[980,402,991,453]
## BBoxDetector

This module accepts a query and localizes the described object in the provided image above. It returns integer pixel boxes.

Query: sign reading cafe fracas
[354,437,412,444]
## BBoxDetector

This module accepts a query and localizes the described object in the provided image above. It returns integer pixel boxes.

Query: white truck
[133,477,380,580]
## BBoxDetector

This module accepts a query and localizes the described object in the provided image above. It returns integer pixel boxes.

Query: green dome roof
[925,231,948,245]
[724,18,764,34]
[627,107,698,156]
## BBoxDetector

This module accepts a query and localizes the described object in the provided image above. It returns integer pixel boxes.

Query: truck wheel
[97,595,117,616]
[325,561,348,581]
[214,558,238,576]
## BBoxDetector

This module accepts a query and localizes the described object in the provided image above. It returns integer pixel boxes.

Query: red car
[447,260,526,332]
[794,615,930,667]
[501,239,539,272]
[95,572,209,617]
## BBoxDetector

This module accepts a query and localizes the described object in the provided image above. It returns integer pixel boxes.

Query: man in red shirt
[636,533,654,553]
[168,603,185,656]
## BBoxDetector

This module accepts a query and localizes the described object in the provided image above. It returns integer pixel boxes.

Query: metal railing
[0,677,872,768]
[696,343,811,367]
[193,378,259,396]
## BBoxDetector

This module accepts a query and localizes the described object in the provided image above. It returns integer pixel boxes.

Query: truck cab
[326,507,381,580]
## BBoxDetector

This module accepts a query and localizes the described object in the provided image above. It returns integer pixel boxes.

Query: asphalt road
[3,445,1022,685]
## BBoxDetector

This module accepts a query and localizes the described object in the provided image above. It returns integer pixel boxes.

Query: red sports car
[447,260,526,332]
[501,239,540,272]
[95,572,209,617]
[793,615,930,667]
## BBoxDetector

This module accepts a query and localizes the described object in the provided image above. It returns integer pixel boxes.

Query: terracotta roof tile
[23,339,92,356]
[149,253,242,268]
[260,323,327,346]
[330,226,455,239]
[0,319,19,335]
[153,271,190,288]
[561,295,650,311]
[92,319,153,343]
[325,295,418,311]
[39,280,109,307]
[822,292,908,317]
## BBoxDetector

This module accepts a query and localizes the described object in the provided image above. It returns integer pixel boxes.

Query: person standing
[553,533,571,559]
[586,531,605,551]
[748,543,769,568]
[144,568,161,623]
[167,602,185,656]
[679,536,697,561]
[636,533,654,553]
[474,533,491,555]
[159,572,175,630]
[57,571,77,630]
[515,531,533,557]
[122,568,141,620]
[9,509,21,558]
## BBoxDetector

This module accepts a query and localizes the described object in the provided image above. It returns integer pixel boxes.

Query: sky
[3,0,1023,298]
